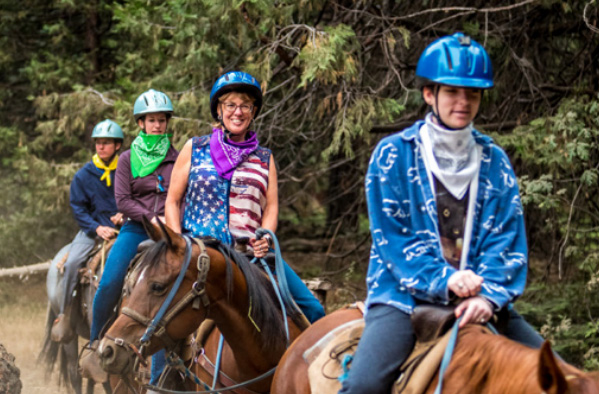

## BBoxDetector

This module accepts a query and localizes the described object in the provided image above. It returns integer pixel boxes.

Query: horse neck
[202,250,287,368]
[437,326,544,393]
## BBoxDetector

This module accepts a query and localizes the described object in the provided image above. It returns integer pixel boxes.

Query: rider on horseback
[339,33,547,394]
[85,89,179,384]
[165,71,325,324]
[51,119,124,344]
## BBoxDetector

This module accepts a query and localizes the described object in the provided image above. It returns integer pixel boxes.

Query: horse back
[271,306,363,394]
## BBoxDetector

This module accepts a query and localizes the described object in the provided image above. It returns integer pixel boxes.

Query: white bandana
[420,114,481,200]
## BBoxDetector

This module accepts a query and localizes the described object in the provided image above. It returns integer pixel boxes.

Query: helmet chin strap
[431,85,460,131]
[218,116,231,137]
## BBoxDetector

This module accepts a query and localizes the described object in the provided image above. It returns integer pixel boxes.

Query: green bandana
[130,131,172,178]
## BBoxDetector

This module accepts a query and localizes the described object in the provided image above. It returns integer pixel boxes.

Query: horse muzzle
[98,337,138,375]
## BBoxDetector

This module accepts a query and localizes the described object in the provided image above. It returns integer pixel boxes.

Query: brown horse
[271,310,599,394]
[98,219,307,392]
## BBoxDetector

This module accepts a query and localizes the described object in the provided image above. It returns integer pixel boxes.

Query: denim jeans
[281,259,326,323]
[338,304,544,394]
[90,221,148,341]
[90,220,167,383]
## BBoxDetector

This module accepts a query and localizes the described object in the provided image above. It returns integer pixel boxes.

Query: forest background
[1,0,599,366]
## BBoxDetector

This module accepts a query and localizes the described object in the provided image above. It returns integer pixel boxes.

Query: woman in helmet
[165,71,325,323]
[85,89,178,383]
[339,33,545,394]
[51,119,123,344]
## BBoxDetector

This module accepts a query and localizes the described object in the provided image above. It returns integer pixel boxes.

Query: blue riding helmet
[92,119,124,140]
[133,89,174,121]
[209,71,263,121]
[416,32,494,89]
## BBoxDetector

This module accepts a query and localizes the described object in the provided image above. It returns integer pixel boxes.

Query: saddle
[304,304,457,394]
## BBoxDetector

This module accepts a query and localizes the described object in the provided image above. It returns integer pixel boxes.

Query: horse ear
[538,341,568,394]
[142,215,163,242]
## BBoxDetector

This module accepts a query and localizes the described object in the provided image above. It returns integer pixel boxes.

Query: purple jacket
[114,146,179,223]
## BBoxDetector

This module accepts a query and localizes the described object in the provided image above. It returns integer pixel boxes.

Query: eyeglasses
[156,174,165,193]
[221,103,253,114]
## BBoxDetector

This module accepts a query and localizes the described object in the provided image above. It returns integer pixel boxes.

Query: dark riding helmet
[415,32,494,90]
[209,71,263,121]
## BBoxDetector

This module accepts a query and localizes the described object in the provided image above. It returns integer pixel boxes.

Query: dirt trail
[0,274,93,394]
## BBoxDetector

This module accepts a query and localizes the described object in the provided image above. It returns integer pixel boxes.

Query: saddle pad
[304,318,365,393]
[392,328,452,394]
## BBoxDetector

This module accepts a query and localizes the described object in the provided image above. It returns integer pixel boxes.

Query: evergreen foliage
[2,0,599,365]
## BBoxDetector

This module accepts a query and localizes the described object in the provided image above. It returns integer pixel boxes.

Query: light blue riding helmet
[91,119,124,140]
[133,89,174,121]
[416,32,494,89]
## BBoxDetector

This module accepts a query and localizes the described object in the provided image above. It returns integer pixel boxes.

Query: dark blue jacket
[70,161,118,237]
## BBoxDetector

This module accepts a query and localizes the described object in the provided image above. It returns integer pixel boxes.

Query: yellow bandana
[92,154,119,187]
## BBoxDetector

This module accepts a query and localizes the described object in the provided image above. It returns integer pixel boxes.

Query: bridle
[103,235,211,373]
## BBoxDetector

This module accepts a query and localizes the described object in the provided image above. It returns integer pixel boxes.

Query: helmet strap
[219,117,231,137]
[431,85,460,131]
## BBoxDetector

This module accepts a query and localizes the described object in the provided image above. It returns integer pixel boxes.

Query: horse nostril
[101,346,114,359]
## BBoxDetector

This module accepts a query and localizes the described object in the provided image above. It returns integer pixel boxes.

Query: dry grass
[0,274,97,394]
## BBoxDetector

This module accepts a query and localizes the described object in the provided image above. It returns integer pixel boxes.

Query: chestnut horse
[272,310,599,394]
[98,219,307,392]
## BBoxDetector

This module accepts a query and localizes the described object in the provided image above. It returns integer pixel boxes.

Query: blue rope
[211,335,225,389]
[254,228,299,314]
[434,316,462,394]
[253,255,290,343]
[337,354,354,383]
[141,235,193,343]
[434,318,499,394]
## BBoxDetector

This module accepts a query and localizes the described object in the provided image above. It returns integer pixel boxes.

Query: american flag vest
[182,135,271,245]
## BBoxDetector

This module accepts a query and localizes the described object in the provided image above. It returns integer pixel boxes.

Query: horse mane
[442,325,545,393]
[140,238,303,354]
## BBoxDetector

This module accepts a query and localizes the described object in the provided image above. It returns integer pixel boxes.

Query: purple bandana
[209,127,259,180]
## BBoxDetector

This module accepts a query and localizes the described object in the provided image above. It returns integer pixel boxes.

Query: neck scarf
[420,113,480,200]
[209,127,259,180]
[92,154,119,187]
[130,131,171,178]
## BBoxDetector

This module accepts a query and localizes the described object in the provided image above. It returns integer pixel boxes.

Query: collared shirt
[365,120,527,314]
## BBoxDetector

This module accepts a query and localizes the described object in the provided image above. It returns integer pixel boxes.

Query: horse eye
[150,282,168,294]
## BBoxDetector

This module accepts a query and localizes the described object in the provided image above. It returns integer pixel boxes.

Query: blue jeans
[90,221,148,341]
[338,304,545,394]
[90,220,166,383]
[281,259,325,323]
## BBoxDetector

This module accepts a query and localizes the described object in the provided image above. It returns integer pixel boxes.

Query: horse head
[98,217,209,375]
[98,216,303,383]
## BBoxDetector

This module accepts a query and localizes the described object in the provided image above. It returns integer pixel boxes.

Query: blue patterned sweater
[365,121,527,314]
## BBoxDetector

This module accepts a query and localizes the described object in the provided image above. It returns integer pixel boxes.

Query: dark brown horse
[271,310,599,394]
[98,219,307,392]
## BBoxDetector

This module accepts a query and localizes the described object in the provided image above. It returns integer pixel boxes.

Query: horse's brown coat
[271,313,599,394]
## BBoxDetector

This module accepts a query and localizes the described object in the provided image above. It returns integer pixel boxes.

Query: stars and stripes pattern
[182,136,270,246]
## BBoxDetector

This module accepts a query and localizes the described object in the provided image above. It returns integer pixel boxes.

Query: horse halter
[104,235,211,372]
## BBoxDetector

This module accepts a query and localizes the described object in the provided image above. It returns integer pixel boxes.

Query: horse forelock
[138,240,169,271]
